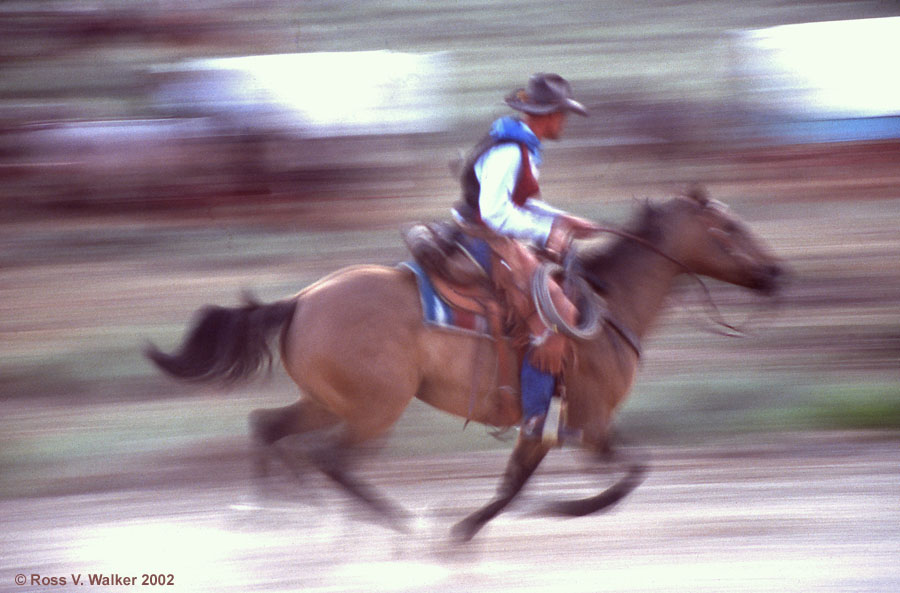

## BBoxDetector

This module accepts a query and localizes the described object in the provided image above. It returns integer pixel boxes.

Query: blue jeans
[520,352,556,418]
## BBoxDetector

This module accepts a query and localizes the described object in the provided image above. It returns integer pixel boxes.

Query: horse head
[662,187,785,296]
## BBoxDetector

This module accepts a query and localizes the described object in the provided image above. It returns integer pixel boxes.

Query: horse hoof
[385,512,412,535]
[250,443,271,480]
[248,409,276,445]
[450,518,481,543]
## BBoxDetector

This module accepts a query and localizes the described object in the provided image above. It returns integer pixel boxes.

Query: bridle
[574,220,761,342]
[529,199,779,361]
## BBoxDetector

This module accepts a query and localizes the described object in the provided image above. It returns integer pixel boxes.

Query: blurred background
[1,1,899,589]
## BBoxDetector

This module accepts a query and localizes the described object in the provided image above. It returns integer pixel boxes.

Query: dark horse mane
[576,198,668,293]
[577,184,714,293]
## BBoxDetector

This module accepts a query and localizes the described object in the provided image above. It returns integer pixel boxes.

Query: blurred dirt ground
[2,432,898,593]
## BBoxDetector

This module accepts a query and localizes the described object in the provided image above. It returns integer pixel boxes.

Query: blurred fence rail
[2,1,899,211]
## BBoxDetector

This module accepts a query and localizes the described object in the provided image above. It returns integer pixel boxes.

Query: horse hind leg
[248,398,340,481]
[305,430,412,533]
[249,400,411,532]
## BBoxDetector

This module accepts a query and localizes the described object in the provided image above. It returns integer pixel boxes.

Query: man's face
[544,111,568,140]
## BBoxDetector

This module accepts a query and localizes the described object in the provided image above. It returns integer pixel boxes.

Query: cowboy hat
[504,73,588,116]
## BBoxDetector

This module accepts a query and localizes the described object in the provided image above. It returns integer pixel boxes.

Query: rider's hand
[546,215,597,255]
[562,215,601,238]
[546,217,572,255]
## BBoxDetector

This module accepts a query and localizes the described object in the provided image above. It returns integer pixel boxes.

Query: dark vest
[454,134,540,224]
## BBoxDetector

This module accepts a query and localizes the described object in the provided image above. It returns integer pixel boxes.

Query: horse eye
[709,227,737,256]
[721,221,739,234]
[709,227,730,241]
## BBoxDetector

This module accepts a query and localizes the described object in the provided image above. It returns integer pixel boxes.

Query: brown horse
[147,189,783,540]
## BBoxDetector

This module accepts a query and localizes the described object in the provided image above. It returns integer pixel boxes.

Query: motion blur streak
[1,1,898,592]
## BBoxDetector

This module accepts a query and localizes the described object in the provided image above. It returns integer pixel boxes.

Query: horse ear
[685,184,709,206]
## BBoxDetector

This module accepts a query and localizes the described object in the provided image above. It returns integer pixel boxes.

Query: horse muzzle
[750,263,788,296]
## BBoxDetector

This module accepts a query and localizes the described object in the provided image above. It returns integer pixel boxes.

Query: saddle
[403,220,578,390]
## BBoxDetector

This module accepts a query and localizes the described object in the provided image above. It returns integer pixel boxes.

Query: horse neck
[586,230,684,340]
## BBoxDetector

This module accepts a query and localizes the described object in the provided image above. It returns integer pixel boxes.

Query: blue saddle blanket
[400,261,489,335]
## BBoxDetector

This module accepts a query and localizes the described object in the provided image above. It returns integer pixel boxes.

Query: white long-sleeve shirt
[473,143,565,247]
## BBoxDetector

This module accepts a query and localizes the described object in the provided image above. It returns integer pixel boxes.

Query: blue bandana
[488,117,543,165]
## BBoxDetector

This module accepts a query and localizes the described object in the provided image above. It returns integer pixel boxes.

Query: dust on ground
[2,432,898,593]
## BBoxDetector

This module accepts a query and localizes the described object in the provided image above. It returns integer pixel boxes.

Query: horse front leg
[452,436,550,542]
[544,433,648,517]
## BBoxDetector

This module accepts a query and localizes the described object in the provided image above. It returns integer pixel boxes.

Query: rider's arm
[475,144,559,246]
[525,198,566,218]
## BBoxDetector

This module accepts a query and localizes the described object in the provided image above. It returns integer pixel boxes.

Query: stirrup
[520,414,546,441]
[525,398,583,447]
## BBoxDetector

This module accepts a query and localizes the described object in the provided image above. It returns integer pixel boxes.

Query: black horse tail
[145,295,298,385]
